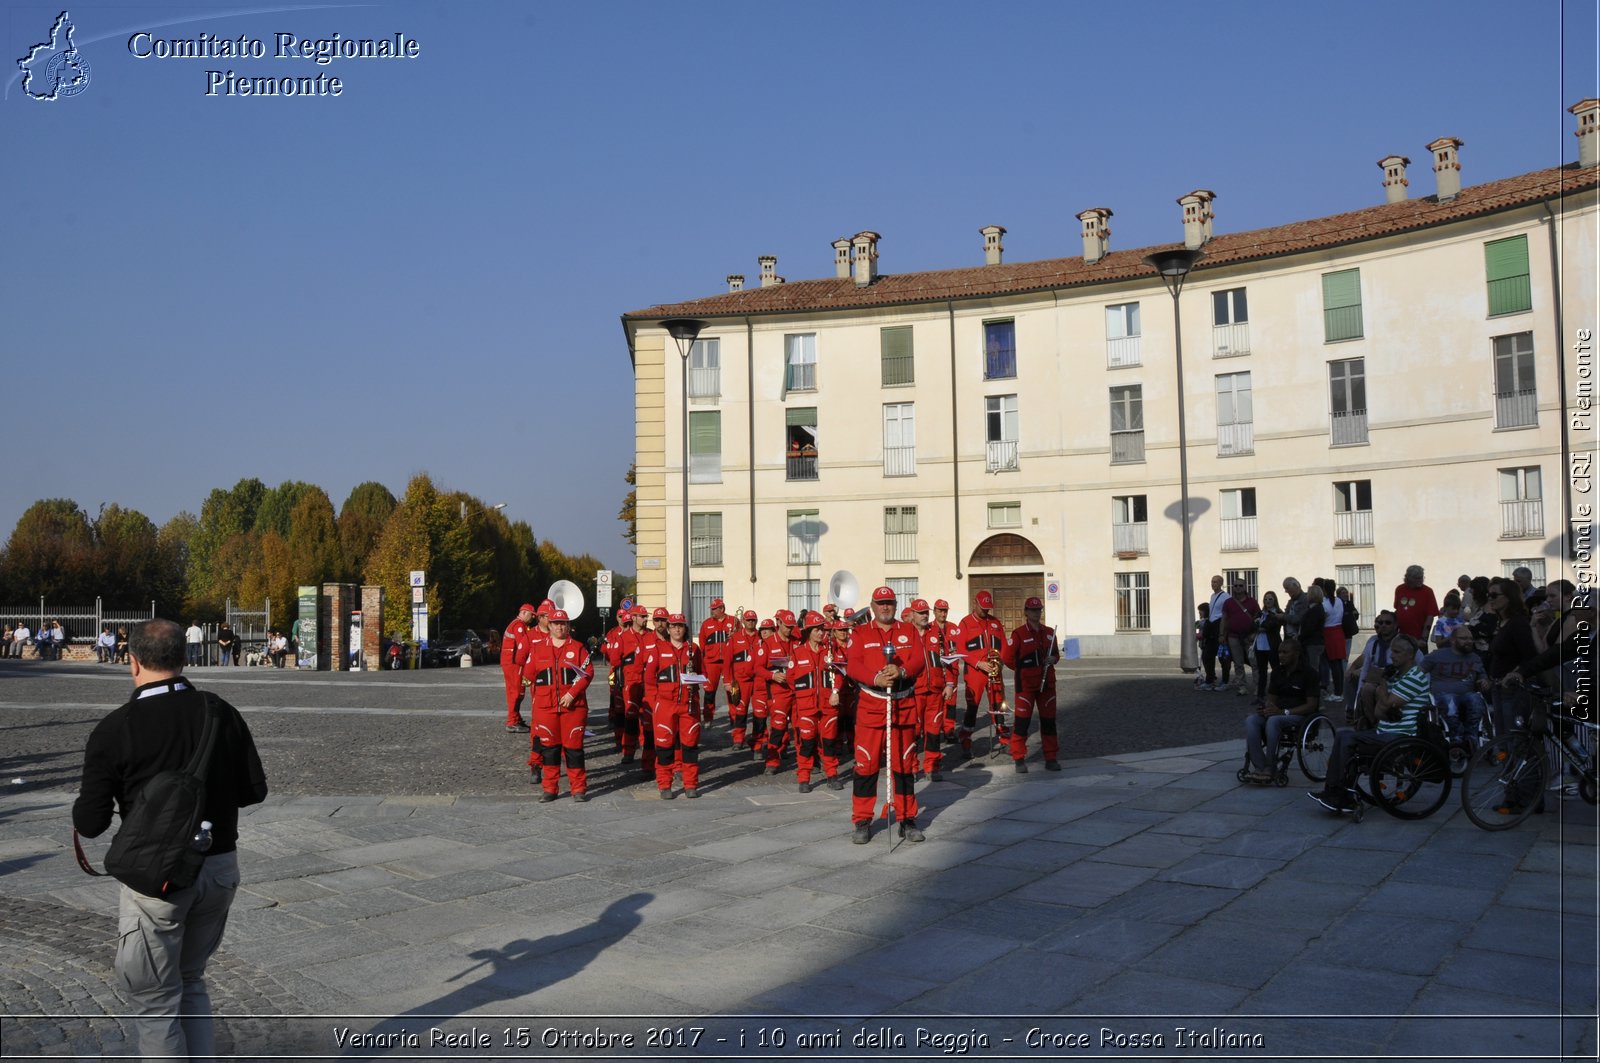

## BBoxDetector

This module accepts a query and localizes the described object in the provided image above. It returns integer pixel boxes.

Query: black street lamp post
[661,318,707,620]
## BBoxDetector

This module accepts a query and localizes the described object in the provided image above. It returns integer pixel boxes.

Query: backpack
[78,695,222,897]
[1341,604,1359,638]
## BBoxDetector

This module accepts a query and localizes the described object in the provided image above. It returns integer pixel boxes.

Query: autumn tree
[618,462,638,546]
[253,481,317,539]
[0,499,96,601]
[337,481,396,582]
[187,478,267,614]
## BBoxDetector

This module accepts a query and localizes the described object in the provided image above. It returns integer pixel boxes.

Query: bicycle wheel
[1461,732,1547,830]
[1369,738,1451,819]
[1297,715,1334,783]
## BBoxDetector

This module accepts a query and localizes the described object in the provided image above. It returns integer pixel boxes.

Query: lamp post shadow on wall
[1143,249,1205,673]
[661,318,706,617]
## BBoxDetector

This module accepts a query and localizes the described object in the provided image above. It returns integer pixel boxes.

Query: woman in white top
[1319,579,1348,704]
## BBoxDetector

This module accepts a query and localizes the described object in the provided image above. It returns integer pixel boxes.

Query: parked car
[423,629,486,667]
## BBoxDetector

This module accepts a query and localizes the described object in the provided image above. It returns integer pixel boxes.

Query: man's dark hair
[1550,579,1576,597]
[128,619,186,672]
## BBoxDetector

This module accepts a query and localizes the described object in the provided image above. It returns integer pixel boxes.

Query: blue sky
[2,0,1594,575]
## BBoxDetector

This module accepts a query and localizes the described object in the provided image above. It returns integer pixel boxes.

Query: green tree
[0,499,96,601]
[253,480,317,539]
[338,481,396,582]
[187,478,266,613]
[156,512,196,614]
[618,462,638,546]
[286,488,343,596]
[365,475,440,638]
[92,504,162,606]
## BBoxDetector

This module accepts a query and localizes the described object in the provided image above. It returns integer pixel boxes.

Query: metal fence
[0,598,272,663]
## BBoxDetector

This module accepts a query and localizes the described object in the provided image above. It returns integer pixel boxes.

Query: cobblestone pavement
[1,657,1595,1062]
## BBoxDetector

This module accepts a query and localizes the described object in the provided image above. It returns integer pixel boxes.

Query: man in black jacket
[73,618,269,1060]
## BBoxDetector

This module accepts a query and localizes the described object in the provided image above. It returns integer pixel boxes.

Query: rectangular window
[1216,371,1253,456]
[1109,385,1144,464]
[1322,268,1363,342]
[1106,302,1141,368]
[786,407,818,480]
[1329,358,1368,445]
[1115,572,1150,632]
[988,501,1021,529]
[784,333,817,392]
[1336,564,1376,630]
[1112,494,1148,556]
[688,338,720,401]
[787,509,819,566]
[883,402,916,476]
[689,581,723,633]
[881,326,914,387]
[884,505,918,563]
[1501,558,1546,585]
[886,577,919,603]
[1333,480,1374,546]
[984,320,1017,380]
[688,411,721,483]
[1499,466,1544,539]
[985,394,1019,472]
[1212,288,1250,357]
[1485,235,1532,317]
[689,512,722,566]
[787,579,821,614]
[1221,487,1258,551]
[1493,333,1537,429]
[1223,568,1259,602]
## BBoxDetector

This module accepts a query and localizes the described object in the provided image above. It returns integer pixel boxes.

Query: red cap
[668,613,687,625]
[976,590,995,610]
[934,599,950,611]
[549,609,570,622]
[759,618,776,630]
[742,609,757,621]
[775,609,796,626]
[910,598,930,613]
[822,603,838,613]
[843,607,856,618]
[1025,596,1044,610]
[518,603,537,614]
[537,600,555,616]
[652,607,670,620]
[872,586,896,603]
[900,608,912,621]
[711,597,725,608]
[799,610,825,630]
[830,620,849,631]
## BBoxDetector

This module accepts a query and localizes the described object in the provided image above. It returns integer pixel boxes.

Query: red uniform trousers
[793,697,839,786]
[747,687,770,752]
[1009,668,1059,761]
[852,690,919,825]
[607,679,626,752]
[959,666,1009,751]
[918,688,948,773]
[622,680,655,771]
[701,661,725,723]
[727,665,755,745]
[653,696,702,790]
[763,690,794,769]
[502,666,527,728]
[529,701,588,796]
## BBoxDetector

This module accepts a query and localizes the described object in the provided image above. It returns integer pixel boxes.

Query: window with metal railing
[1106,302,1141,368]
[985,395,1019,472]
[1109,385,1143,464]
[784,333,816,392]
[883,402,915,476]
[786,408,818,481]
[689,581,723,632]
[688,338,720,402]
[1112,495,1148,557]
[1115,572,1150,631]
[787,510,819,565]
[983,320,1016,380]
[1329,359,1367,445]
[689,411,721,483]
[1333,480,1373,546]
[1322,268,1363,342]
[1499,467,1544,539]
[1493,333,1537,429]
[1212,288,1250,357]
[881,326,914,387]
[1220,487,1257,551]
[1485,235,1532,317]
[884,505,917,563]
[1216,372,1253,456]
[689,512,722,566]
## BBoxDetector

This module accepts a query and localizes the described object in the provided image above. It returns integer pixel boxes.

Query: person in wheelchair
[1309,634,1430,813]
[1421,625,1489,748]
[1242,638,1320,783]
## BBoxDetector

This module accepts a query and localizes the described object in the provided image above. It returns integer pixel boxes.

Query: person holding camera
[1308,634,1430,813]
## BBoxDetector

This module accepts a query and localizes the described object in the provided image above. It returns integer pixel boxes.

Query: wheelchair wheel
[1446,740,1473,778]
[1580,773,1597,807]
[1297,715,1334,783]
[1461,732,1547,831]
[1368,738,1451,820]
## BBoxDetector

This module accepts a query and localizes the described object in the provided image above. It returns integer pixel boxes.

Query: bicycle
[1460,682,1599,831]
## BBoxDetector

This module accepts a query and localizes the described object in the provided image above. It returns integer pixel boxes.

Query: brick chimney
[981,225,1006,265]
[1378,155,1411,204]
[1428,137,1464,202]
[759,255,784,287]
[1076,207,1111,264]
[851,231,880,288]
[832,238,851,279]
[727,274,744,292]
[1179,190,1215,250]
[1573,99,1600,168]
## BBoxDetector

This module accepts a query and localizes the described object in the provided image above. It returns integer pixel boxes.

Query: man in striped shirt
[1309,635,1430,813]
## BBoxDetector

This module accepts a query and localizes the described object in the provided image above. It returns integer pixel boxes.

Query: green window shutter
[1485,236,1532,316]
[1322,269,1363,341]
[689,411,720,454]
[786,407,817,428]
[881,327,914,386]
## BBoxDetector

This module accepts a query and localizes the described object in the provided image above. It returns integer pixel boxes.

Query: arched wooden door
[968,534,1046,632]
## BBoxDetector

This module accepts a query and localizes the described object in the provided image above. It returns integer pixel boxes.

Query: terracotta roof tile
[625,164,1598,322]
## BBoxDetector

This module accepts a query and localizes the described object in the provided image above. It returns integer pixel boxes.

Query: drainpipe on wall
[747,317,758,588]
[948,301,962,581]
[1541,199,1572,557]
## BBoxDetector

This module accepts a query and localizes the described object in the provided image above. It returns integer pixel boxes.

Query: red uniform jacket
[698,615,736,671]
[846,620,926,702]
[643,639,703,710]
[1008,621,1060,676]
[521,637,594,709]
[755,633,795,707]
[916,626,947,694]
[787,640,832,717]
[958,613,1008,682]
[501,618,531,673]
[727,627,760,687]
[608,624,651,686]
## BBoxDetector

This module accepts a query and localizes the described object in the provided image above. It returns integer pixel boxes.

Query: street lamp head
[1143,248,1206,298]
[661,317,707,360]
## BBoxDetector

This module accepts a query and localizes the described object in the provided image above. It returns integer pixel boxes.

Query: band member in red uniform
[501,603,536,732]
[932,599,961,747]
[643,614,704,799]
[748,618,776,755]
[957,590,1010,757]
[522,610,593,801]
[532,600,556,642]
[789,611,839,793]
[604,607,639,754]
[816,619,850,790]
[830,619,857,753]
[725,610,761,748]
[845,586,926,844]
[697,598,736,725]
[756,610,798,774]
[1008,596,1062,772]
[908,599,949,780]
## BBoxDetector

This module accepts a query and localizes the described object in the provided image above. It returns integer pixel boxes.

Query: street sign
[596,569,613,608]
[1046,580,1061,601]
[409,570,426,588]
[620,597,634,613]
[411,586,425,604]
